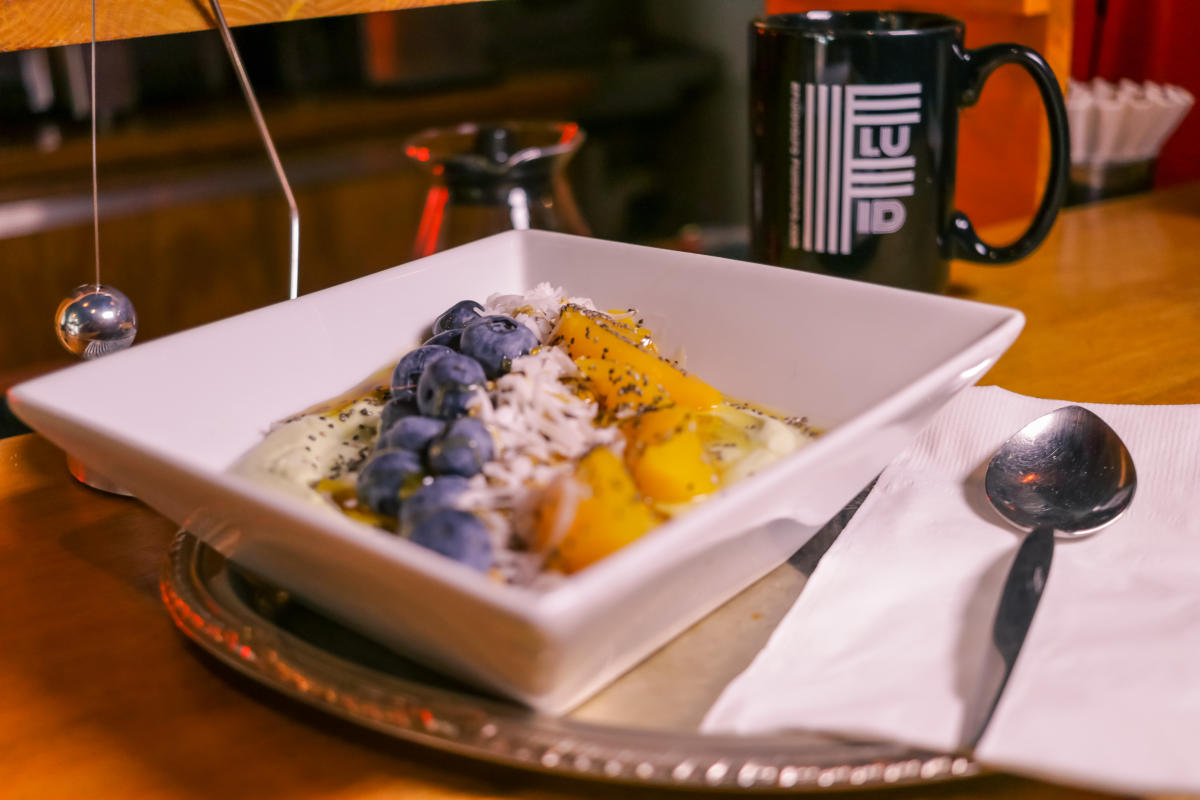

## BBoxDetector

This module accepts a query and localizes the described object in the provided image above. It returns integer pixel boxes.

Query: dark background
[0,0,761,388]
[0,0,1195,393]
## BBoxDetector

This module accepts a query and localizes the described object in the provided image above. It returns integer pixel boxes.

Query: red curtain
[1072,0,1200,187]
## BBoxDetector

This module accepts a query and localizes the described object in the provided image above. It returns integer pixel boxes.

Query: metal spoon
[963,405,1137,751]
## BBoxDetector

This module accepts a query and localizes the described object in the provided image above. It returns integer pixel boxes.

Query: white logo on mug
[789,81,921,254]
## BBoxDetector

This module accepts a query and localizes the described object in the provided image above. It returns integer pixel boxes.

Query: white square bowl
[9,230,1023,714]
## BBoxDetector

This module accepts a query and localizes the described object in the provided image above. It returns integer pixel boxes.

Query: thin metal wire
[208,0,300,300]
[90,0,100,288]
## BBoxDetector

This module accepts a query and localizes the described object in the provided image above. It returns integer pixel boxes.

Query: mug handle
[944,44,1070,264]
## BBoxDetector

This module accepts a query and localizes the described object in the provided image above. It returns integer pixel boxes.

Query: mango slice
[622,405,694,447]
[575,357,671,415]
[622,407,719,503]
[632,433,718,503]
[606,312,657,353]
[555,306,720,412]
[534,446,657,573]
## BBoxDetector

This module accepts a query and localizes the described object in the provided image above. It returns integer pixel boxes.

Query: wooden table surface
[3,185,1198,800]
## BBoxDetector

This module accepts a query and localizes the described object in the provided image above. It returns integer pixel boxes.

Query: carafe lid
[405,121,584,183]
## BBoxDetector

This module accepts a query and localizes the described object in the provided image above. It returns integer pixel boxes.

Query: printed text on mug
[788,81,921,254]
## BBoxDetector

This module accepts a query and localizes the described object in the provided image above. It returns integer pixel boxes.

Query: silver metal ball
[55,283,138,359]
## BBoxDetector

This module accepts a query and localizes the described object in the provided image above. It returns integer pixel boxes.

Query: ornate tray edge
[161,530,979,792]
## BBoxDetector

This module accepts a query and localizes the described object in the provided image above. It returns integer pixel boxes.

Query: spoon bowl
[985,405,1138,537]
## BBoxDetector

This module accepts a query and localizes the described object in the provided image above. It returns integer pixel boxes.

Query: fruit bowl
[8,230,1023,713]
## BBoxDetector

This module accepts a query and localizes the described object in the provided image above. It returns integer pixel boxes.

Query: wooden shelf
[0,69,596,187]
[943,0,1051,12]
[0,66,607,373]
[0,0,486,54]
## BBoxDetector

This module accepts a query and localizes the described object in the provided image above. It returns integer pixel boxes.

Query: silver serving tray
[161,487,977,791]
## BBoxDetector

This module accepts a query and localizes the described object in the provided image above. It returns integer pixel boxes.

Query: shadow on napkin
[953,459,1014,743]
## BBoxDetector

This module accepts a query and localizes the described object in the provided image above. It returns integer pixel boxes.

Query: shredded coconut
[458,287,622,580]
[482,282,597,342]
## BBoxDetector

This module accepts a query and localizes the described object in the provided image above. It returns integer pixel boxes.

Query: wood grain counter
[2,185,1198,799]
[956,184,1200,404]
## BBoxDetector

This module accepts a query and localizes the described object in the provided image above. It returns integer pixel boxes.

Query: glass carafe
[406,121,590,259]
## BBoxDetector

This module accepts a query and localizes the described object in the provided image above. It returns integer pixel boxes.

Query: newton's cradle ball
[55,283,138,359]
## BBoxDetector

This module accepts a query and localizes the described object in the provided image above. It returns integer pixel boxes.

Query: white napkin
[703,387,1200,796]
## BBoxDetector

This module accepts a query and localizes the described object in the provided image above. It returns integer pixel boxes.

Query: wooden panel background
[0,0,485,53]
[0,68,600,376]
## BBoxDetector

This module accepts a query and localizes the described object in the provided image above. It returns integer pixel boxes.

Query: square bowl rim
[8,229,1025,633]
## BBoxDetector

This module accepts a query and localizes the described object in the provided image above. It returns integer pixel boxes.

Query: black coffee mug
[749,11,1069,292]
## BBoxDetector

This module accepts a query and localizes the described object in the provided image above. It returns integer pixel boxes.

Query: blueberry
[429,417,495,477]
[379,397,418,433]
[408,508,492,571]
[390,344,455,404]
[379,415,445,453]
[416,352,486,419]
[356,448,424,517]
[423,329,461,350]
[400,475,471,530]
[459,315,538,379]
[432,300,483,335]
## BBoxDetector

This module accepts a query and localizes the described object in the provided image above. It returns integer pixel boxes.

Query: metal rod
[90,0,100,288]
[208,0,300,300]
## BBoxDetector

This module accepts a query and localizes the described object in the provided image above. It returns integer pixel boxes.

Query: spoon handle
[963,525,1055,751]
